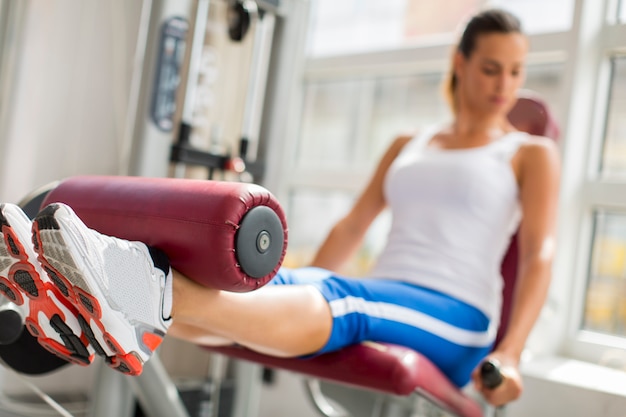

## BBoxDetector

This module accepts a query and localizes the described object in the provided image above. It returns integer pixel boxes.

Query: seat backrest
[497,91,560,346]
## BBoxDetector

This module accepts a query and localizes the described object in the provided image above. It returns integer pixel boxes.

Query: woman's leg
[30,202,335,374]
[171,270,333,357]
[168,321,234,347]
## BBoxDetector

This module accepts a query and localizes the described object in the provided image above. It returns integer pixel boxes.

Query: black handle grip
[480,359,503,389]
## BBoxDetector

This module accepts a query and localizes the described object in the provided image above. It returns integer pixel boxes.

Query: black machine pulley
[228,0,257,42]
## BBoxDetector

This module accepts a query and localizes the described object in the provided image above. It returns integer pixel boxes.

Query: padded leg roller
[41,176,288,291]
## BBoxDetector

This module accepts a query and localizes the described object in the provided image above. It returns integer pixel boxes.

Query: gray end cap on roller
[235,205,285,278]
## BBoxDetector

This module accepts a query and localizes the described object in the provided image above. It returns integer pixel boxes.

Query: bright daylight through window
[584,212,626,338]
[307,0,574,56]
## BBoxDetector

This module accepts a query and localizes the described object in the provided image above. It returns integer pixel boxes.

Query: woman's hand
[472,352,523,407]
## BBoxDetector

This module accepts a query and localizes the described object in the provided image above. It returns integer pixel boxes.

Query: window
[289,73,450,271]
[600,56,626,177]
[307,0,419,57]
[290,0,570,273]
[297,73,451,171]
[489,0,575,33]
[584,211,626,338]
[620,0,626,22]
[562,4,626,364]
[283,189,357,268]
[307,0,576,57]
[284,187,393,275]
[572,55,626,354]
[288,62,563,274]
[297,80,363,169]
[367,74,449,164]
[524,63,565,120]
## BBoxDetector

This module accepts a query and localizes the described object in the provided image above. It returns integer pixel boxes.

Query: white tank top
[370,127,529,321]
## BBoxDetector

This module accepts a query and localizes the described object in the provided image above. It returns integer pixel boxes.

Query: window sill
[520,355,626,397]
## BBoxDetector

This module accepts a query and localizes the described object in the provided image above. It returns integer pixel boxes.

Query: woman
[0,8,559,407]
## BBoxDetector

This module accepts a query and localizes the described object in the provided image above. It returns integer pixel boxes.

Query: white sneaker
[33,203,173,376]
[0,203,93,366]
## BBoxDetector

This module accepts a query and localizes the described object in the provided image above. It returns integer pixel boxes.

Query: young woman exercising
[0,9,559,407]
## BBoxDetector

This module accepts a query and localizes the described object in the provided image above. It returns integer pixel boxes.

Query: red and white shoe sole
[32,204,164,376]
[0,204,93,366]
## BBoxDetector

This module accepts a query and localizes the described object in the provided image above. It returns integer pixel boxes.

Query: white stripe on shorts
[329,296,496,347]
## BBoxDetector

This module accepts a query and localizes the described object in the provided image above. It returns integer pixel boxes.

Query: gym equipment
[0,92,559,417]
[39,176,287,292]
[169,0,281,182]
[1,176,289,417]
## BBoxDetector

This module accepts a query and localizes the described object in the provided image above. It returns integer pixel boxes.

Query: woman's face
[455,32,528,117]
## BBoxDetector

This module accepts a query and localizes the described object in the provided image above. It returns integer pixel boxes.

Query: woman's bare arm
[475,137,561,406]
[310,135,413,271]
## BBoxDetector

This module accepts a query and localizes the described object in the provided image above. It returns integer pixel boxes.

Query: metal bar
[230,361,264,417]
[89,362,135,417]
[170,143,228,169]
[118,0,154,176]
[240,11,276,162]
[0,0,28,167]
[302,379,351,417]
[180,0,211,126]
[130,354,191,417]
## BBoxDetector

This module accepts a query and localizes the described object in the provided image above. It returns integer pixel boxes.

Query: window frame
[291,31,571,199]
[547,0,626,365]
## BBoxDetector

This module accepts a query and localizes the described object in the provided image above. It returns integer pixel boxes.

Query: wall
[0,0,143,203]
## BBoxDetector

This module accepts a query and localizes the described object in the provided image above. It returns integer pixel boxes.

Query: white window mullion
[303,42,453,81]
[353,79,377,170]
[544,0,614,358]
[566,0,626,363]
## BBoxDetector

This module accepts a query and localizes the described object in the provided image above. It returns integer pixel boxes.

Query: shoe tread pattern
[0,204,92,366]
[33,204,145,376]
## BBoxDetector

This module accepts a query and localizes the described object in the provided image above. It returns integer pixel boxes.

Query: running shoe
[0,203,93,366]
[32,203,173,376]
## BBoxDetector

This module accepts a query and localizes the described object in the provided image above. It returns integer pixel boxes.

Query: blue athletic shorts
[268,267,495,387]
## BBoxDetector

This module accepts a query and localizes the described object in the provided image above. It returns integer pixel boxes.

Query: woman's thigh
[270,267,494,387]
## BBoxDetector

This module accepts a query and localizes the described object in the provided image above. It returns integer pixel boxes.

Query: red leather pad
[208,343,483,417]
[41,175,287,292]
